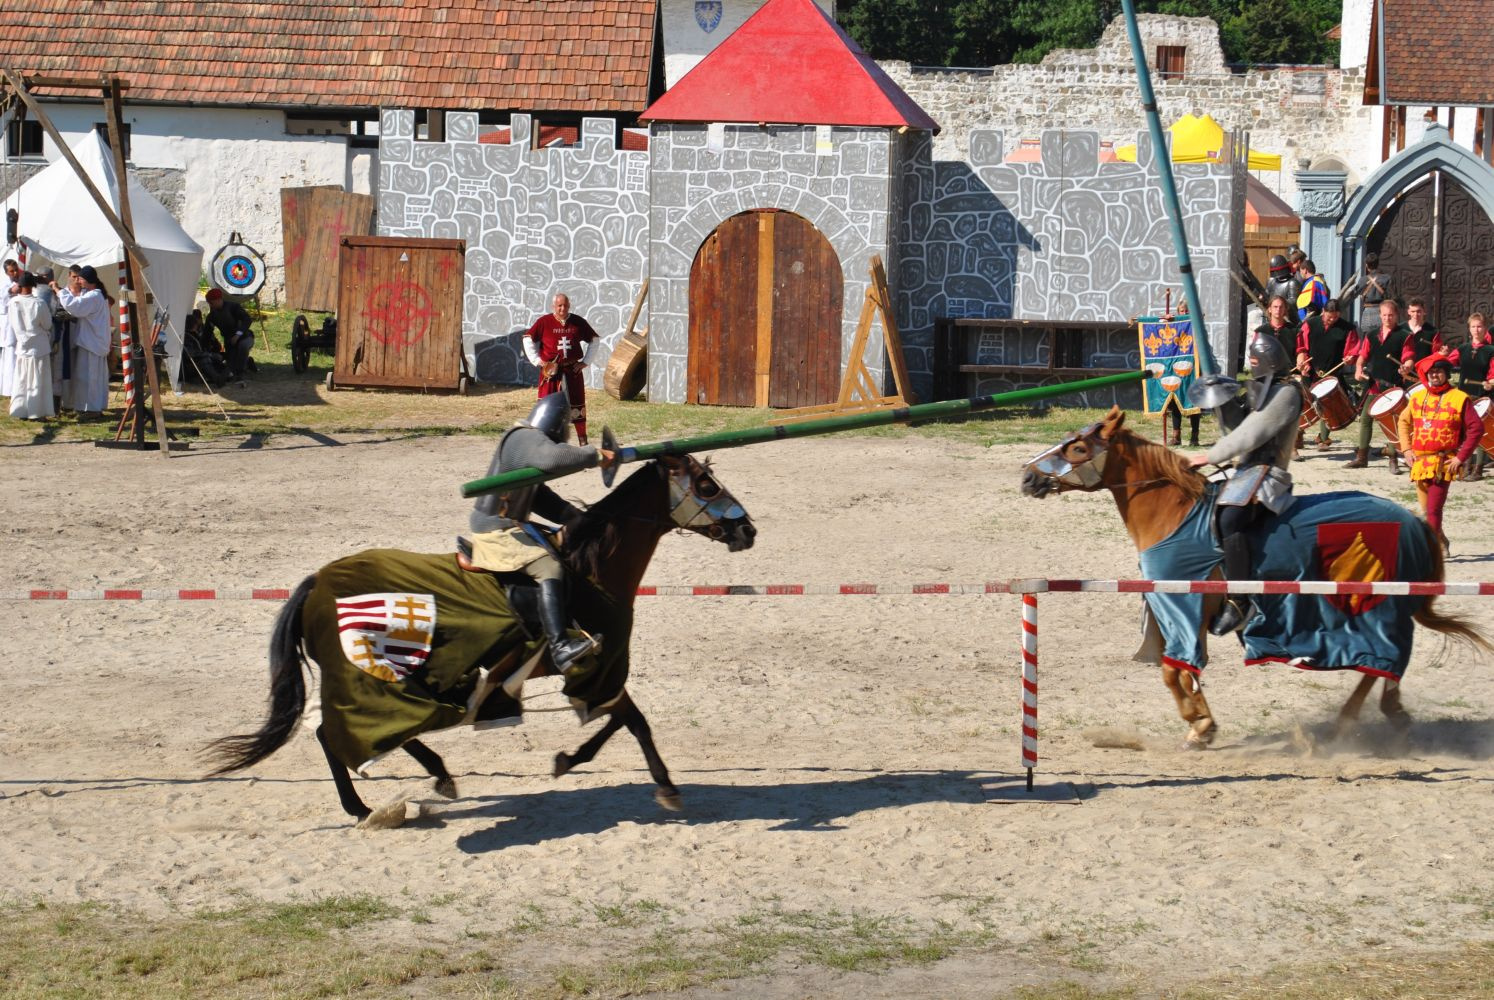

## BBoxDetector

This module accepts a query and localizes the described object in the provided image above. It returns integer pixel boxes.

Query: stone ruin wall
[882,15,1378,207]
[377,110,649,387]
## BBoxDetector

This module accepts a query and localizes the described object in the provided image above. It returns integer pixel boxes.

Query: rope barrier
[7,580,1494,601]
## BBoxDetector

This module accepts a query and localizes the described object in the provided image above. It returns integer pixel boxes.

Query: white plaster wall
[4,103,356,301]
[1340,0,1372,70]
[661,0,835,87]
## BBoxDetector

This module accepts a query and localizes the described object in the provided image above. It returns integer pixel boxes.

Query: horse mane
[1113,426,1207,502]
[558,460,663,581]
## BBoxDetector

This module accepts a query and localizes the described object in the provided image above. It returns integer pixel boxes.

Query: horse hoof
[552,752,573,779]
[1180,739,1209,751]
[358,798,417,830]
[433,777,458,800]
[654,788,683,812]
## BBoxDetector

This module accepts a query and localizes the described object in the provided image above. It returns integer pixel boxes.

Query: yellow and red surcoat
[1398,386,1473,483]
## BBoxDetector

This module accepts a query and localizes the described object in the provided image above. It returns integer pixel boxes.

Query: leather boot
[1188,419,1200,448]
[1390,450,1404,475]
[1345,448,1370,468]
[1468,452,1485,482]
[538,578,598,675]
[1208,534,1255,637]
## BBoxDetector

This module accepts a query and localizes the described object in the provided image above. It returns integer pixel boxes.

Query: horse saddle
[455,540,600,679]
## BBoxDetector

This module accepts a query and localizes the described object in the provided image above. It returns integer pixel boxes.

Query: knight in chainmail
[1188,335,1303,636]
[461,394,617,673]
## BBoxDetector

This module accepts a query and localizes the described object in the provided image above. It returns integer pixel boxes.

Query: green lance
[461,369,1153,499]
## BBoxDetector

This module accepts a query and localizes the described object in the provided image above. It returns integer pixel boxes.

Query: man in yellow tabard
[1397,356,1484,554]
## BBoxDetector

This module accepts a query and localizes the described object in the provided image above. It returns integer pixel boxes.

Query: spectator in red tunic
[523,293,598,445]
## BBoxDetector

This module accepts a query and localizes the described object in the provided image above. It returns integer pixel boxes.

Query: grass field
[0,306,1128,449]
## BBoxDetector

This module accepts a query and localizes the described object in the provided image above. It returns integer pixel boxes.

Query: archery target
[211,240,266,295]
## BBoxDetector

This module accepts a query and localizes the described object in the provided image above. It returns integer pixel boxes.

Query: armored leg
[1209,503,1257,637]
[538,578,598,674]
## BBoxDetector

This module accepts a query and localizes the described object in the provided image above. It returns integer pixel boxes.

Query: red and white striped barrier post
[1020,591,1039,791]
[118,266,135,409]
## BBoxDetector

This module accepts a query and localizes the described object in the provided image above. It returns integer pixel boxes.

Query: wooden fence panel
[281,187,375,312]
[333,236,466,391]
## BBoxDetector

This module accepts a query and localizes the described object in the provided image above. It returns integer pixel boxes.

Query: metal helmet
[1268,254,1289,273]
[1188,373,1242,410]
[520,393,571,443]
[1247,334,1292,376]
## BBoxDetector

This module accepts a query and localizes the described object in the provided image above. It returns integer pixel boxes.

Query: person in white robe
[0,258,20,399]
[7,272,53,420]
[54,265,110,414]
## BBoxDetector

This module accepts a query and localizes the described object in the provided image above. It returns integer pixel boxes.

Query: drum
[1308,376,1357,431]
[1297,379,1318,430]
[1368,387,1407,445]
[1475,397,1494,442]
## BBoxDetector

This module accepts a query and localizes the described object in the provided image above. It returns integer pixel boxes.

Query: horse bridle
[1026,421,1112,492]
[663,461,747,539]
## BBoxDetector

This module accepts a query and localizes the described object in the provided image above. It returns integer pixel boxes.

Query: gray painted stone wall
[898,128,1244,403]
[647,123,895,404]
[377,110,649,386]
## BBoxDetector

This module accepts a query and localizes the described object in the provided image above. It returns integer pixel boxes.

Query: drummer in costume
[1188,335,1302,636]
[524,293,598,446]
[1348,299,1413,470]
[1295,298,1355,450]
[1397,356,1483,554]
[1399,298,1441,372]
[459,394,618,674]
[1455,313,1494,479]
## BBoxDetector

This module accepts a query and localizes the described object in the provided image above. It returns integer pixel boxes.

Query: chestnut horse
[208,454,755,826]
[1020,407,1486,747]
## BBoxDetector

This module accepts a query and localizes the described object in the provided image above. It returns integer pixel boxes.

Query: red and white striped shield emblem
[335,592,437,683]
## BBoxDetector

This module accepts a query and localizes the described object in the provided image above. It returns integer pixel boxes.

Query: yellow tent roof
[1115,112,1282,171]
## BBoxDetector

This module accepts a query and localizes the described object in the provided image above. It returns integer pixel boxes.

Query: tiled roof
[1380,0,1494,105]
[639,0,938,132]
[0,1,658,113]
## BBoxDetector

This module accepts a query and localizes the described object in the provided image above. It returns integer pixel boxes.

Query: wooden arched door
[687,210,843,407]
[1366,172,1494,327]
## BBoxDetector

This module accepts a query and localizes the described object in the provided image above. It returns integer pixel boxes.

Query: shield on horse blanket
[307,549,632,771]
[1139,488,1432,679]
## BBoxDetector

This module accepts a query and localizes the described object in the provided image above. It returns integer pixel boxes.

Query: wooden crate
[331,236,467,393]
[281,187,375,312]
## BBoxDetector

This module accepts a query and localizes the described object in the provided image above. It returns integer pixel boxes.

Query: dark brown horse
[1020,407,1487,747]
[208,454,755,826]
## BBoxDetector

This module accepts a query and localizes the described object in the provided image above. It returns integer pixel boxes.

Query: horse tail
[1413,523,1493,654]
[203,574,317,775]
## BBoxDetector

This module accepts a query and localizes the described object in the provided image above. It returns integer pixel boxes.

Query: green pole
[1118,0,1216,378]
[461,369,1152,498]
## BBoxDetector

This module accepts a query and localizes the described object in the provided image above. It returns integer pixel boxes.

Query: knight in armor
[1189,335,1302,636]
[1263,254,1301,309]
[459,394,618,674]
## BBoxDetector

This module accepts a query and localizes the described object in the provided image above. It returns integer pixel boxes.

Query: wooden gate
[332,236,467,392]
[281,187,375,312]
[687,210,843,407]
[1366,172,1494,327]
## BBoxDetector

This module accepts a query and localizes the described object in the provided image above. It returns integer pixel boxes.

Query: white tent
[1,131,203,388]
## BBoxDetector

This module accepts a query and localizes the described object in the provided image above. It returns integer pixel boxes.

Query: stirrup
[1208,598,1250,637]
[549,631,601,675]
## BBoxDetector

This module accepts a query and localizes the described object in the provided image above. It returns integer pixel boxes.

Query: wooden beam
[754,212,774,408]
[0,69,150,266]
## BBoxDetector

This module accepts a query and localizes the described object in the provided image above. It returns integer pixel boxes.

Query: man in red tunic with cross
[524,292,598,445]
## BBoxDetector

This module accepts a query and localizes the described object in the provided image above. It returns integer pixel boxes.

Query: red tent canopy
[639,0,938,133]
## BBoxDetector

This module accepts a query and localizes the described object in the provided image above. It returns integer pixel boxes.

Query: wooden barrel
[604,329,647,400]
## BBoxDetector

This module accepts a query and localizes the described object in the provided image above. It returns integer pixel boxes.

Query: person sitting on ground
[183,308,230,388]
[202,288,255,382]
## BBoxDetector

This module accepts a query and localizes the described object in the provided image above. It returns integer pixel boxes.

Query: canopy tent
[1116,112,1283,171]
[1,130,203,388]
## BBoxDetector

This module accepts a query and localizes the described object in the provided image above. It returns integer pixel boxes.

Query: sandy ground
[3,423,1494,995]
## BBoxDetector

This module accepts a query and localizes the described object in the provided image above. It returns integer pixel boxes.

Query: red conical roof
[639,0,938,133]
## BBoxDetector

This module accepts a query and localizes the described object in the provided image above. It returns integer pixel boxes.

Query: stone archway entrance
[1366,171,1494,326]
[687,209,843,407]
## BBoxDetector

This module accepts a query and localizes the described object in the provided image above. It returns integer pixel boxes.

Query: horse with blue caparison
[1021,407,1488,748]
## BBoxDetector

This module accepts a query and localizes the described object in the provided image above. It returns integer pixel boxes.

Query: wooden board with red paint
[281,187,375,313]
[334,236,465,392]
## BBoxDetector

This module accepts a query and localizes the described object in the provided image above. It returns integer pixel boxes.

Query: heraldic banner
[1138,315,1200,416]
